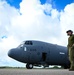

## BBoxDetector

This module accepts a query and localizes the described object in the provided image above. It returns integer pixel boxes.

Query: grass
[0,66,26,69]
[0,66,63,69]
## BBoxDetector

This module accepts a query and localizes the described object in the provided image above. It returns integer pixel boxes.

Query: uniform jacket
[68,34,74,48]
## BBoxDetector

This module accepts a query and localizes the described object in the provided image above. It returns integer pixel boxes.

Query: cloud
[0,0,74,66]
[0,0,19,38]
[60,3,74,45]
[60,3,74,31]
[10,0,61,41]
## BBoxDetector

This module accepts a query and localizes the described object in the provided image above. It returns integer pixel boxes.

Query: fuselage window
[25,41,33,45]
[24,47,27,51]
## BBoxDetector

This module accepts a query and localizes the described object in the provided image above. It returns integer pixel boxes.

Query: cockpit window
[25,41,33,45]
[18,41,24,48]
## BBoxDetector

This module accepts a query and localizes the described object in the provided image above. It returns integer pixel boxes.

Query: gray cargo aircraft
[8,40,70,69]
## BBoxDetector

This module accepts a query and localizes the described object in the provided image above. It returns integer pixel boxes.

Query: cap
[66,30,73,33]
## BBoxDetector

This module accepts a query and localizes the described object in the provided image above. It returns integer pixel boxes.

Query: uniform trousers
[69,47,74,69]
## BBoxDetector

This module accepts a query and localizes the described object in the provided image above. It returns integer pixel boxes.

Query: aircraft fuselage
[8,40,70,69]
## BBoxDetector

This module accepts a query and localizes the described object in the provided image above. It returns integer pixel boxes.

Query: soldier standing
[66,30,74,71]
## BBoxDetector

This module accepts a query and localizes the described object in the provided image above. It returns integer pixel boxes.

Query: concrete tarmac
[0,69,74,75]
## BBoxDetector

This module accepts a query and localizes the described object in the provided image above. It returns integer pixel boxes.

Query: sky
[0,0,74,67]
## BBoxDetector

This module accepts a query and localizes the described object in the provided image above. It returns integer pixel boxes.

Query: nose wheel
[26,63,33,69]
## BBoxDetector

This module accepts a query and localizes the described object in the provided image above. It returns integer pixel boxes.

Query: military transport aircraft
[8,40,70,69]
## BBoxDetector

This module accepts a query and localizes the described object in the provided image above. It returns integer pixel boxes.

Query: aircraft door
[42,52,47,61]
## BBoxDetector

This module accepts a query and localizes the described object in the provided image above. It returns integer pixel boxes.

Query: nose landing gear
[26,63,33,69]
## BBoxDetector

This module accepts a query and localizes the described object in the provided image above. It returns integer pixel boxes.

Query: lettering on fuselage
[59,52,65,55]
[30,49,37,51]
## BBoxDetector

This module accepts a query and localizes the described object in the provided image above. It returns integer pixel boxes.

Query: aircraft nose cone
[8,49,15,58]
[8,48,23,62]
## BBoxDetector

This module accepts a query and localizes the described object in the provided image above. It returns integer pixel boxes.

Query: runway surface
[0,69,74,75]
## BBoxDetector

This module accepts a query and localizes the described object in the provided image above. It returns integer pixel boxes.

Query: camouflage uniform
[68,34,74,70]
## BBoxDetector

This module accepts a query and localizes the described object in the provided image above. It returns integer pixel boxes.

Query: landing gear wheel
[63,65,70,69]
[64,66,67,69]
[26,64,33,69]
